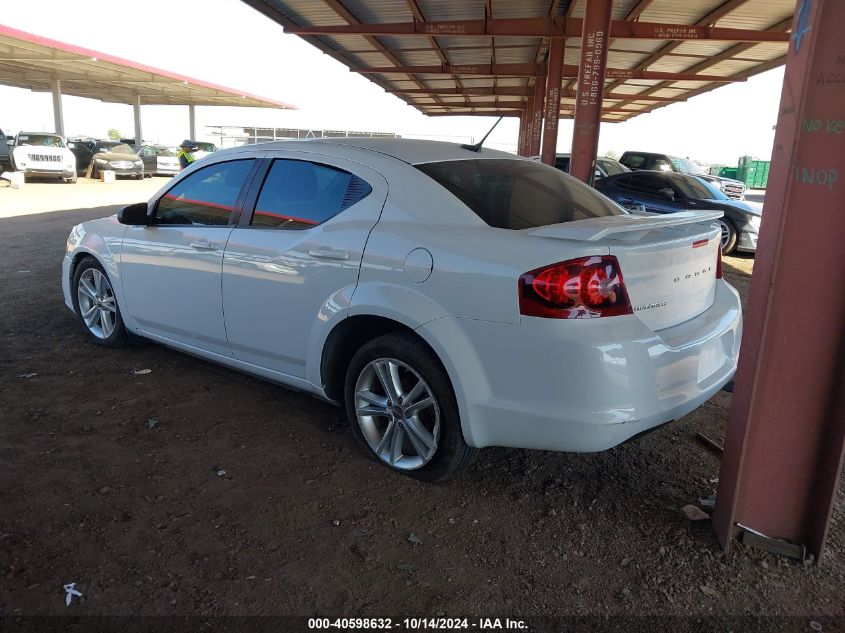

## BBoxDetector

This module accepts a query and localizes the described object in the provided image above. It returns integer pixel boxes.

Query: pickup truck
[619,151,746,200]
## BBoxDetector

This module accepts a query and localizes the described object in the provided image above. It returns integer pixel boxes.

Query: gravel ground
[0,202,843,626]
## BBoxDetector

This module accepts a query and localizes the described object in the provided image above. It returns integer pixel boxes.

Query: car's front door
[221,152,387,379]
[120,157,258,356]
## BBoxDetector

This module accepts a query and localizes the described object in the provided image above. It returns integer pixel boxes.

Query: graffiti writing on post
[794,167,839,191]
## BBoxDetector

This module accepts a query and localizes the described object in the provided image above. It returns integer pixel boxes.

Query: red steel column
[517,109,529,156]
[713,0,845,561]
[529,75,546,157]
[540,36,565,166]
[569,0,612,182]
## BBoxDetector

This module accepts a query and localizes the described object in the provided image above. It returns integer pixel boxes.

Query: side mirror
[117,202,150,226]
[658,187,675,200]
[6,139,13,146]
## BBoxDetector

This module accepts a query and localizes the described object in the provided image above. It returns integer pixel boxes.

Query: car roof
[226,137,519,165]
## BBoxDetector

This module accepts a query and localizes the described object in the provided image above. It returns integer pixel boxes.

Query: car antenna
[461,116,504,153]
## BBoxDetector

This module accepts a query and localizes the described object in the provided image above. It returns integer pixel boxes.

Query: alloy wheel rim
[716,219,730,249]
[354,358,440,470]
[77,268,117,339]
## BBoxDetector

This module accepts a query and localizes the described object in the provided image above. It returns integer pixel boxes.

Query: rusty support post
[529,76,546,157]
[570,0,612,183]
[517,110,529,156]
[540,37,565,165]
[713,0,845,562]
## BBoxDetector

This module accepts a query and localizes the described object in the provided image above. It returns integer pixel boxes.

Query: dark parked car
[595,170,761,254]
[87,143,144,179]
[619,151,746,201]
[69,139,125,175]
[0,127,10,170]
[533,153,630,182]
[550,153,631,181]
[133,144,179,177]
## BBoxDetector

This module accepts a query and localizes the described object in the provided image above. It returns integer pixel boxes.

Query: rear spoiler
[524,210,724,242]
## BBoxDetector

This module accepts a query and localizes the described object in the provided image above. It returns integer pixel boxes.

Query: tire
[71,257,129,347]
[65,172,77,184]
[716,218,738,255]
[344,332,477,482]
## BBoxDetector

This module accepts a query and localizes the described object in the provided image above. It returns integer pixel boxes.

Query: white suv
[9,132,77,183]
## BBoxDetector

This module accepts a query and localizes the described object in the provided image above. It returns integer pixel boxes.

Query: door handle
[308,248,349,260]
[190,241,220,251]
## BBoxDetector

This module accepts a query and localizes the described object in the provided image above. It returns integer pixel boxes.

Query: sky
[0,0,785,166]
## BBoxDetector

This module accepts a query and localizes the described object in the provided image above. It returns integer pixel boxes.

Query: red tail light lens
[716,247,723,279]
[519,255,633,319]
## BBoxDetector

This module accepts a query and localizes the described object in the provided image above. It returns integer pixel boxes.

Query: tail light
[716,247,723,279]
[519,255,633,319]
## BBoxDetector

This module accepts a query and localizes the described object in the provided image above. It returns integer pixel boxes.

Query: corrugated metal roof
[0,24,295,109]
[242,0,793,122]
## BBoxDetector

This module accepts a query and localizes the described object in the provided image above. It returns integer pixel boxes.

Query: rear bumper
[419,280,741,452]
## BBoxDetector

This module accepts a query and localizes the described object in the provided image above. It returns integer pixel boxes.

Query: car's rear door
[221,151,387,379]
[120,156,259,356]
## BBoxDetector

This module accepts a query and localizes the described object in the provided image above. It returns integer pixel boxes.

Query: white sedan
[62,139,741,482]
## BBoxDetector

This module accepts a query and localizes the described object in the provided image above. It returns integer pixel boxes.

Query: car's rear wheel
[716,218,738,255]
[71,257,129,347]
[344,333,477,482]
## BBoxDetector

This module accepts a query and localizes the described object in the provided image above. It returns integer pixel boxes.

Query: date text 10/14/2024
[307,618,528,630]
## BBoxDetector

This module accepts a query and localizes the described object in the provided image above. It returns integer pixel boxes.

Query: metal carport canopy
[239,0,792,123]
[0,24,296,140]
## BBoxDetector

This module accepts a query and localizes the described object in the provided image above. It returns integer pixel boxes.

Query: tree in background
[605,150,619,159]
[107,129,121,140]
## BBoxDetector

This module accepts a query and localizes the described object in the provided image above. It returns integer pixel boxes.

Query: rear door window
[416,158,625,230]
[250,159,372,229]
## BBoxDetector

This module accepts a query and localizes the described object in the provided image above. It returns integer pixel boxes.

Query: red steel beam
[713,0,845,562]
[286,17,790,42]
[358,62,545,76]
[541,37,565,165]
[358,63,741,82]
[389,87,687,102]
[570,0,613,183]
[427,102,645,113]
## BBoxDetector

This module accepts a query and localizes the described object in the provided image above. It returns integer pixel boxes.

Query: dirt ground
[0,196,843,626]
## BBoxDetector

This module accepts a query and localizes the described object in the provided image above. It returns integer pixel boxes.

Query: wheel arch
[320,314,444,403]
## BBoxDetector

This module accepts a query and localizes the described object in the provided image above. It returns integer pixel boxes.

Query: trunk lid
[525,211,723,331]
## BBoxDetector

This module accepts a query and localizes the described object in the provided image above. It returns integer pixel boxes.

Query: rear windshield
[416,158,625,230]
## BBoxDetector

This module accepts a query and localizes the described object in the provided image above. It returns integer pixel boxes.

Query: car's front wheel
[71,257,129,347]
[716,218,738,255]
[344,333,477,482]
